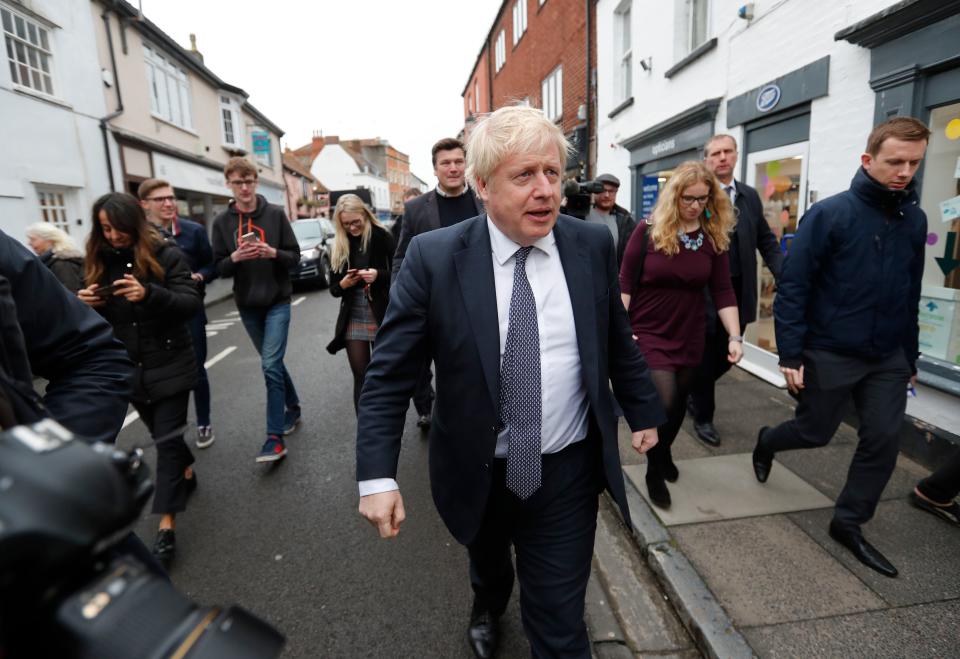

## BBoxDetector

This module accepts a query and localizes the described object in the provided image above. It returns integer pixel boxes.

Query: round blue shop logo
[756,84,781,113]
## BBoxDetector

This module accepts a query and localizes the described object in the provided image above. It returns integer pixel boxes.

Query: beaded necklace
[678,228,704,251]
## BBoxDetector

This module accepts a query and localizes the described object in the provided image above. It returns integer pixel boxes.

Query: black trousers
[918,448,960,503]
[688,317,746,424]
[412,359,434,417]
[467,437,602,659]
[764,349,910,531]
[134,391,194,515]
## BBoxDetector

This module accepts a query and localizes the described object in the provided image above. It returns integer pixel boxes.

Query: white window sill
[11,85,72,110]
[150,113,199,137]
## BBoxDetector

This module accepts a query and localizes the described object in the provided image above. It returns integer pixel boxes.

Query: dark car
[290,218,334,288]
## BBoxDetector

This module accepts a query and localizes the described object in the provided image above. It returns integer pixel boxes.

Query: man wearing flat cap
[587,173,637,266]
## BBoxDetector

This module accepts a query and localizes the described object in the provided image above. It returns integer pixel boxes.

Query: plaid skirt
[345,288,378,341]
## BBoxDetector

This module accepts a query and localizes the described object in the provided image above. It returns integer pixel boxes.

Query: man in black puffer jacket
[212,157,302,463]
[753,117,930,579]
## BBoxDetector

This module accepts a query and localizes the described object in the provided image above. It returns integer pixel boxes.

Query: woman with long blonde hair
[619,161,742,508]
[325,194,394,411]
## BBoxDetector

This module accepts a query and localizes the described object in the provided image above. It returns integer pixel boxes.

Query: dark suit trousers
[917,448,960,503]
[765,349,910,530]
[689,277,744,424]
[467,437,601,659]
[412,359,434,416]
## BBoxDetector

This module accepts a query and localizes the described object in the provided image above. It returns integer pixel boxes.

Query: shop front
[838,0,960,394]
[725,57,830,383]
[620,98,722,220]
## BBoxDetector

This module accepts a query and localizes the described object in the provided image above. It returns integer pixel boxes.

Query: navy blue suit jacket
[171,217,216,283]
[356,214,665,545]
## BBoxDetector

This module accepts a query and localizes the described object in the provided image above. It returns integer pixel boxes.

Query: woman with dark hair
[619,161,742,509]
[77,192,200,565]
[325,194,394,412]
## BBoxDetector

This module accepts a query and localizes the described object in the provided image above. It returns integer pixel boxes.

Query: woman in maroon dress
[619,161,742,508]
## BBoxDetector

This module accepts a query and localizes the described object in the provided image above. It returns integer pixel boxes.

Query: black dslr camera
[561,179,605,220]
[0,419,285,659]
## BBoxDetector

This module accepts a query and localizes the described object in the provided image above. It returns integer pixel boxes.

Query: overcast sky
[140,0,503,184]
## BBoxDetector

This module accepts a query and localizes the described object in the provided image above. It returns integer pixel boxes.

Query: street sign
[252,131,271,154]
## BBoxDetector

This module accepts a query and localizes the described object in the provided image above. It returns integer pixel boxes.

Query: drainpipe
[99,3,124,192]
[584,0,592,179]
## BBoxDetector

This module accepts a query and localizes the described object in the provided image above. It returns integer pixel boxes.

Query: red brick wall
[462,0,597,173]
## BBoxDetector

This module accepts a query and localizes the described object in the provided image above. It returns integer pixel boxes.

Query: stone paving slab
[623,454,833,526]
[789,500,960,607]
[777,444,931,502]
[743,599,960,659]
[671,516,886,627]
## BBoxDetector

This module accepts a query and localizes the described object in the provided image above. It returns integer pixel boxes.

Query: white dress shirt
[359,217,589,497]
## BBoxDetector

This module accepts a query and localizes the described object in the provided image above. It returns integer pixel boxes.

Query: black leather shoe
[828,522,898,578]
[646,474,671,509]
[694,422,721,447]
[153,529,176,565]
[752,427,773,483]
[467,607,499,659]
[416,414,431,431]
[185,472,198,498]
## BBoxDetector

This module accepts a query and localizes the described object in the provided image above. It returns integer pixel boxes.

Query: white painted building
[309,141,391,218]
[0,0,112,242]
[596,0,960,393]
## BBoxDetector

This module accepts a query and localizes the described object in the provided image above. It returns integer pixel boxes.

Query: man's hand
[255,242,277,259]
[359,490,406,538]
[231,241,260,263]
[780,365,805,394]
[190,272,204,282]
[631,428,658,454]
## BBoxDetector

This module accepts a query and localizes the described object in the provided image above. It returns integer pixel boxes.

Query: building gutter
[99,3,124,192]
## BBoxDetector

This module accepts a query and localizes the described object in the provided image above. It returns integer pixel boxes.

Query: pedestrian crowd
[7,103,959,659]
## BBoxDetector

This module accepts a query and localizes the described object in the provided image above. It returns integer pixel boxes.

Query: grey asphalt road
[120,285,529,658]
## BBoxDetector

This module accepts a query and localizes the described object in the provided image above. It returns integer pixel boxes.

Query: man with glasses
[688,135,782,447]
[138,178,218,449]
[587,173,636,267]
[211,157,302,463]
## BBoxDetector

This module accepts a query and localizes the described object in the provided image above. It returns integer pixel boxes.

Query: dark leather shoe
[829,522,898,578]
[153,529,176,565]
[752,427,773,483]
[694,422,721,447]
[646,474,671,509]
[467,608,499,659]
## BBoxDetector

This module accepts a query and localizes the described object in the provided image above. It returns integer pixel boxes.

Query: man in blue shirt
[139,178,217,449]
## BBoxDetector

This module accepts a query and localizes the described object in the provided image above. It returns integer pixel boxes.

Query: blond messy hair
[330,194,385,272]
[649,161,735,256]
[466,105,570,188]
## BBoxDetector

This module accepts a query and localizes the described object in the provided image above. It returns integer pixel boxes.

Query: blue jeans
[187,310,211,427]
[239,303,300,437]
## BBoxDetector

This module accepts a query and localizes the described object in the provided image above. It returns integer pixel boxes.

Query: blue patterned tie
[498,246,542,500]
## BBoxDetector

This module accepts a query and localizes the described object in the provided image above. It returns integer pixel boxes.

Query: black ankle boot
[646,473,672,508]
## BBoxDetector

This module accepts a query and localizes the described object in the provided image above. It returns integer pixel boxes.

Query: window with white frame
[512,0,527,46]
[474,81,479,110]
[1,5,54,95]
[687,0,709,52]
[615,2,632,102]
[541,66,562,122]
[219,95,242,148]
[36,186,71,234]
[495,30,506,72]
[143,44,193,131]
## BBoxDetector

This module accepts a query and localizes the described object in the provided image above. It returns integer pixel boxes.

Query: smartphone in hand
[241,231,259,244]
[93,283,120,297]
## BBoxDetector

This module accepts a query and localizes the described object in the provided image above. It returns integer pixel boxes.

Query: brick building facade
[462,0,597,178]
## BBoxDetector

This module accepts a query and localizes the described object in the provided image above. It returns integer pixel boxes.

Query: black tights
[646,367,696,481]
[345,340,372,414]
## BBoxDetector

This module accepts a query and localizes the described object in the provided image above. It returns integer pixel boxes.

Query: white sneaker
[196,425,216,449]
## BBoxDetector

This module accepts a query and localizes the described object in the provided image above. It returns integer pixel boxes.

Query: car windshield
[293,222,322,241]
